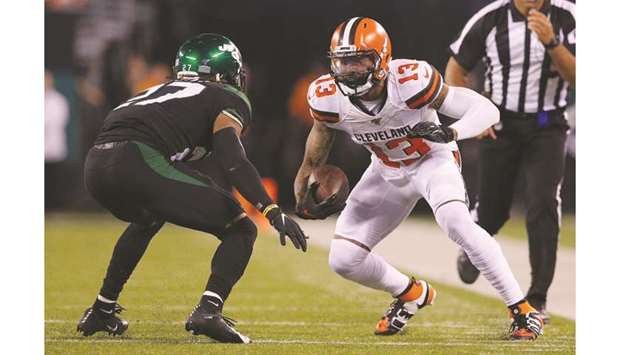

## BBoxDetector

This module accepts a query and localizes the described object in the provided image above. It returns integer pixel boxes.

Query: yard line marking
[45,319,469,328]
[48,304,389,312]
[43,338,571,350]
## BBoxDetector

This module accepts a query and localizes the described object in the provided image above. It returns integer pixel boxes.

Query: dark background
[44,0,575,215]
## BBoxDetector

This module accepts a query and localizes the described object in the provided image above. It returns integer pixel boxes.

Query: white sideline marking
[44,338,570,350]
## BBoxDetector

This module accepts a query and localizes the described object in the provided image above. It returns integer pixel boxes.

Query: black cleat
[185,305,251,344]
[457,249,480,284]
[77,304,128,336]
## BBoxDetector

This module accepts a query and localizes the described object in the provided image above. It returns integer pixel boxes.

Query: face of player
[331,54,376,89]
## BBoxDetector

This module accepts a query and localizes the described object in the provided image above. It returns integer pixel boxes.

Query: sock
[200,291,224,313]
[93,294,116,315]
[396,279,423,302]
[99,220,164,300]
[434,202,524,306]
[205,218,256,301]
[508,299,536,317]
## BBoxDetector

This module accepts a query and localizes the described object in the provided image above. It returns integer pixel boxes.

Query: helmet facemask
[329,50,383,97]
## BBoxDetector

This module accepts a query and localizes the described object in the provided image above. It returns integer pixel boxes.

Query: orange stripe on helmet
[352,18,392,73]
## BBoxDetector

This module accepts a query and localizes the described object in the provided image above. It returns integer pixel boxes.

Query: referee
[445,0,575,323]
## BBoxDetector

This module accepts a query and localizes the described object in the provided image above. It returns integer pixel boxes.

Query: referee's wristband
[544,37,560,50]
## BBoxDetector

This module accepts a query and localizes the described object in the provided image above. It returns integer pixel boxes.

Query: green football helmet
[173,33,246,91]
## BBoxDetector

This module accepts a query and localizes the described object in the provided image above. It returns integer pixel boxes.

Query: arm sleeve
[438,86,499,140]
[213,127,273,210]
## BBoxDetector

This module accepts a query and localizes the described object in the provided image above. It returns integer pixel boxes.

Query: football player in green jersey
[76,33,307,344]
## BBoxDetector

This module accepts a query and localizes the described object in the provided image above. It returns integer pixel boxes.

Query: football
[308,165,350,204]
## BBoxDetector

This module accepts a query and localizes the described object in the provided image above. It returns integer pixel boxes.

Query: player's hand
[528,9,555,45]
[408,121,456,143]
[476,127,497,140]
[295,182,346,220]
[265,206,308,252]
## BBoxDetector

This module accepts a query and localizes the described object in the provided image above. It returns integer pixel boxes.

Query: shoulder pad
[307,74,340,123]
[390,59,444,110]
[217,83,252,116]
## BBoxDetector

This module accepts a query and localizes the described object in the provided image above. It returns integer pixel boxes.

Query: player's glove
[295,182,346,220]
[408,121,456,143]
[264,205,308,252]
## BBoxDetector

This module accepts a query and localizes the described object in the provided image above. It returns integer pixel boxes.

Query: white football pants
[328,150,524,306]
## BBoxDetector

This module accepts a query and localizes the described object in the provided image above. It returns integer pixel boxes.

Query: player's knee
[435,202,480,248]
[224,216,257,248]
[328,238,367,277]
[526,199,559,222]
[126,219,164,242]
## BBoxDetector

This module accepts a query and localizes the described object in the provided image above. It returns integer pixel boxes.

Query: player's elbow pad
[439,86,499,140]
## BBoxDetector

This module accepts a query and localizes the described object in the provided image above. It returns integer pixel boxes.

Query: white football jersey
[307,59,458,170]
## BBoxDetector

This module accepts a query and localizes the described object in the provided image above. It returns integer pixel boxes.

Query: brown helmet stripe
[336,22,346,46]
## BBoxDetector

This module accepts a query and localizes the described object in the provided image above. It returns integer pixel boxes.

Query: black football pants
[475,110,568,305]
[83,140,256,302]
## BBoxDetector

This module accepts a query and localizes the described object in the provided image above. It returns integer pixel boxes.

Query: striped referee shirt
[449,0,575,113]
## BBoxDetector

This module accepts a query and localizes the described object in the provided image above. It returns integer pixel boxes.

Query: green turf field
[45,214,575,354]
[497,215,575,248]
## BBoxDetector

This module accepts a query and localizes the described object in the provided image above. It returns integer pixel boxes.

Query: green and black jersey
[95,80,252,159]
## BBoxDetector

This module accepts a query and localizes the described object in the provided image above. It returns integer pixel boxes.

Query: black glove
[265,205,308,252]
[295,182,346,220]
[408,121,456,143]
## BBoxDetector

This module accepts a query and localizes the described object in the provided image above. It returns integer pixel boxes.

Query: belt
[500,108,565,120]
[93,141,128,150]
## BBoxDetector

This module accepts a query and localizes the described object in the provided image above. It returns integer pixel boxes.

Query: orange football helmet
[328,17,392,96]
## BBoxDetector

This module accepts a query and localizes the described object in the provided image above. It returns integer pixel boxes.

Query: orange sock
[508,300,537,317]
[398,280,424,303]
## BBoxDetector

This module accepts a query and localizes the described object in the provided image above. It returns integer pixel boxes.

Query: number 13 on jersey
[367,137,430,168]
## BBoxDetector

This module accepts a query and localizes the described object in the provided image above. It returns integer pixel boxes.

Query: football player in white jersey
[294,17,544,340]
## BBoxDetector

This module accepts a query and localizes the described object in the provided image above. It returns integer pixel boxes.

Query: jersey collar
[347,79,389,118]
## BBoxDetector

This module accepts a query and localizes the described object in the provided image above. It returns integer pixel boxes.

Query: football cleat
[457,248,480,284]
[527,300,551,324]
[76,304,128,337]
[185,304,251,344]
[375,279,437,335]
[508,301,544,340]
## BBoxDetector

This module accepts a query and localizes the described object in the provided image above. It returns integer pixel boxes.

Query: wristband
[262,204,279,218]
[544,36,560,50]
